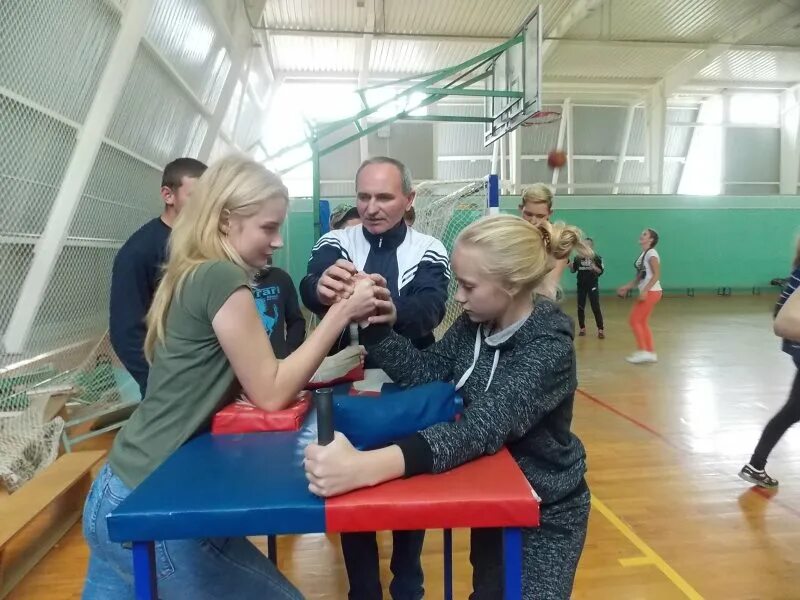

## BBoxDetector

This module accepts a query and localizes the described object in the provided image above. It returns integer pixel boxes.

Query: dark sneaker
[598,330,605,339]
[578,328,586,337]
[739,464,778,488]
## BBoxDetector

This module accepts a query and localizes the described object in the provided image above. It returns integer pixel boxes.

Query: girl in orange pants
[617,229,662,364]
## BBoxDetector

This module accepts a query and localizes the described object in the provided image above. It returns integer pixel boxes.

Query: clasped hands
[316,259,397,327]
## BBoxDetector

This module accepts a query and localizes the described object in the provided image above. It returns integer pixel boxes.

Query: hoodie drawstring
[455,327,500,393]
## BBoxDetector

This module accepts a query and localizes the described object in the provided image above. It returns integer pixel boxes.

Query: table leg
[503,528,522,600]
[132,541,157,600]
[443,529,453,600]
[267,535,278,564]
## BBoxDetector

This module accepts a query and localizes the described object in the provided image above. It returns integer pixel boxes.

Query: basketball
[548,150,567,169]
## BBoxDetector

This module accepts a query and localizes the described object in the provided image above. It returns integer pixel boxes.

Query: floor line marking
[592,495,704,600]
[576,387,800,519]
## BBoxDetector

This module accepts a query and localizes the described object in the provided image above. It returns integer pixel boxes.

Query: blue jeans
[340,530,425,600]
[82,463,303,600]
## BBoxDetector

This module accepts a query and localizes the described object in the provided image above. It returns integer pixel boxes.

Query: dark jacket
[776,265,800,360]
[109,218,170,396]
[571,255,604,289]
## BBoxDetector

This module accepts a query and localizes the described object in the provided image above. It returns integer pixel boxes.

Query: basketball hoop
[521,111,561,126]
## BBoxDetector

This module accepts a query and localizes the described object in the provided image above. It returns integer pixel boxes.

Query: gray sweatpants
[469,486,591,600]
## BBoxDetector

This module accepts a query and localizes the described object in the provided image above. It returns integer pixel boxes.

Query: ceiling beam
[259,28,506,44]
[274,73,798,97]
[542,0,609,62]
[257,27,800,56]
[357,1,377,161]
[550,38,800,54]
[661,2,800,96]
[684,79,799,91]
[278,70,656,87]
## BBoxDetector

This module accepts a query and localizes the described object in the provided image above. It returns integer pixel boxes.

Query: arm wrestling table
[107,410,540,600]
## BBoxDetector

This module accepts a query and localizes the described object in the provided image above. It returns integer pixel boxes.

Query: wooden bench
[0,450,104,599]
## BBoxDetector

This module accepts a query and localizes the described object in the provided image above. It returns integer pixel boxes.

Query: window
[679,97,722,195]
[729,93,779,127]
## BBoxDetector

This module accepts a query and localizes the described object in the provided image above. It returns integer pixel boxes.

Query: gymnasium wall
[274,194,800,295]
[0,0,268,370]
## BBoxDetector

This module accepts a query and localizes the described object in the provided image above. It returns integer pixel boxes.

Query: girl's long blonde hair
[144,155,288,363]
[456,214,592,297]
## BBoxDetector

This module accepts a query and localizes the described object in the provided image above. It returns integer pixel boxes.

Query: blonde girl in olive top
[82,156,382,600]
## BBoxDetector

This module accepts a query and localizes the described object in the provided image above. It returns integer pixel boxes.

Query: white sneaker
[626,351,657,364]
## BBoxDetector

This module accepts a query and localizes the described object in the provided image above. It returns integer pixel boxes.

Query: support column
[565,100,575,194]
[645,82,666,194]
[552,99,569,188]
[720,92,730,194]
[509,129,522,195]
[500,134,508,191]
[612,103,636,194]
[199,11,251,161]
[780,86,800,195]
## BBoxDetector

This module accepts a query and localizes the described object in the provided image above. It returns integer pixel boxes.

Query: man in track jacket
[299,156,449,600]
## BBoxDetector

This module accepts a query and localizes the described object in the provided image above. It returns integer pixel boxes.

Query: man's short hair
[355,156,413,196]
[161,157,207,190]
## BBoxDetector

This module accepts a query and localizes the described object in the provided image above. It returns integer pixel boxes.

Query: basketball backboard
[484,5,542,146]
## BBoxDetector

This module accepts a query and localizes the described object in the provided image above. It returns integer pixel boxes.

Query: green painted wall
[274,195,800,295]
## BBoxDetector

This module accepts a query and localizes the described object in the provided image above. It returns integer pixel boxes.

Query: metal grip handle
[314,388,334,445]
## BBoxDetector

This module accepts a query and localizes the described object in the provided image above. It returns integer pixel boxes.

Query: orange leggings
[629,291,662,352]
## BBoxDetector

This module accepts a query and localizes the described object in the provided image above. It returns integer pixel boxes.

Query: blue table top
[107,412,324,542]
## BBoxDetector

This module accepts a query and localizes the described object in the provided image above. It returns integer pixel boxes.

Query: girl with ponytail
[304,214,593,599]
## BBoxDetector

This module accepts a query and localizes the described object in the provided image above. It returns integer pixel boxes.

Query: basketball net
[521,110,562,126]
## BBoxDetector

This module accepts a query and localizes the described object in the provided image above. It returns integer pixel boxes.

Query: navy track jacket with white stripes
[299,219,450,354]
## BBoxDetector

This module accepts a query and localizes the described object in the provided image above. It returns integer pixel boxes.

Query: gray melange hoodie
[360,299,587,505]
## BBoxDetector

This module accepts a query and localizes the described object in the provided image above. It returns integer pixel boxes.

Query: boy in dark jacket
[109,157,207,397]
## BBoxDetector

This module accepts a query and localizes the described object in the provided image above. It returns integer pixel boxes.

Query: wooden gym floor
[7,295,800,599]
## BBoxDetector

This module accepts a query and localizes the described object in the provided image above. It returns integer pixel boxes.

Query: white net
[412,178,489,339]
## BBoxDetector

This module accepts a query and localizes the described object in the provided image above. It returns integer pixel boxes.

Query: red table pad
[325,447,540,532]
[212,392,311,434]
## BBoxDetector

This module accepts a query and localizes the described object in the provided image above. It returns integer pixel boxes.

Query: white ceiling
[252,0,800,97]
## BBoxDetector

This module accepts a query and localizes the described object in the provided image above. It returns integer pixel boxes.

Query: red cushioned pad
[326,448,540,532]
[211,392,311,434]
[305,364,365,390]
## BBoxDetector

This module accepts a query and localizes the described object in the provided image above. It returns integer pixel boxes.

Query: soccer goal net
[412,177,493,339]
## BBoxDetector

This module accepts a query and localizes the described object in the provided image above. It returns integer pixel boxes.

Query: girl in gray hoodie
[306,214,591,599]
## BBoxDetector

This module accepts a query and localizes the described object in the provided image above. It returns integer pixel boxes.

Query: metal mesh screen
[106,46,209,166]
[0,0,119,122]
[413,179,489,338]
[235,91,262,150]
[222,80,244,138]
[144,0,231,111]
[0,0,260,489]
[0,97,77,237]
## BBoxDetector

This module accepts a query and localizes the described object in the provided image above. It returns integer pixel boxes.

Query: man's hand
[368,294,397,328]
[316,259,358,306]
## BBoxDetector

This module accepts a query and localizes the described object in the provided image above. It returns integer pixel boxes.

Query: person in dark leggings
[570,237,605,338]
[739,261,800,488]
